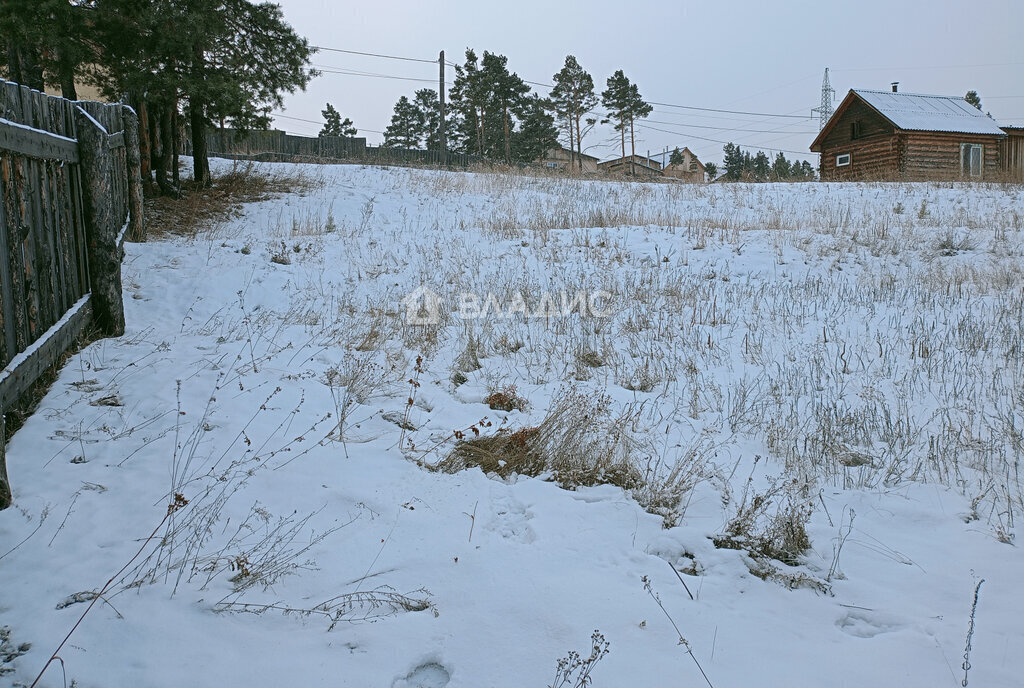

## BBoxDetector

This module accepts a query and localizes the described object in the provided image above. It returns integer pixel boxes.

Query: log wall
[815,99,899,180]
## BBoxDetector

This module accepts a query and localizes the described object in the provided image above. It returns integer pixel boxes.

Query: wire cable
[311,45,436,64]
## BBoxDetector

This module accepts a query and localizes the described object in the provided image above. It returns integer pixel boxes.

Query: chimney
[891,82,899,93]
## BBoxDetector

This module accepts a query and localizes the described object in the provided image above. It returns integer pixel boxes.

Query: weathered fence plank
[1,418,8,510]
[4,156,29,353]
[0,295,92,412]
[74,106,125,337]
[0,122,78,163]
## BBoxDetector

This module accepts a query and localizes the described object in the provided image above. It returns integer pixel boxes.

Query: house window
[850,120,863,140]
[960,143,983,178]
[836,153,851,167]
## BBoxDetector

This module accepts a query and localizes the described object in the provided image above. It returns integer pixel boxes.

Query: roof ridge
[853,88,970,101]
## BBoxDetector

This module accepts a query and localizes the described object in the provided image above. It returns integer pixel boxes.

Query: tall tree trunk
[160,103,175,192]
[190,97,210,187]
[132,92,152,181]
[572,94,581,171]
[152,102,174,195]
[148,103,161,179]
[6,43,23,85]
[191,40,211,187]
[172,106,180,188]
[619,119,626,170]
[57,49,77,100]
[567,114,575,171]
[476,108,484,156]
[574,113,583,171]
[20,45,44,90]
[7,44,43,90]
[629,116,637,176]
[503,105,511,164]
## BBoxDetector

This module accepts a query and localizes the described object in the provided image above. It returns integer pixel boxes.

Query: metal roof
[854,89,1007,136]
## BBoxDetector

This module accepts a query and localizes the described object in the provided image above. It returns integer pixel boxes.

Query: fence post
[0,416,9,510]
[75,106,125,337]
[122,107,146,242]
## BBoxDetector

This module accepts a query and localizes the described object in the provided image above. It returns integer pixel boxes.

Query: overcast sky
[270,0,1023,165]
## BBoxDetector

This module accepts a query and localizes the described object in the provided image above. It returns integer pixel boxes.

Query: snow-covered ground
[2,160,1023,687]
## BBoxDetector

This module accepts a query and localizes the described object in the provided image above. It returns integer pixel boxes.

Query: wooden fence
[1000,128,1024,182]
[191,127,486,168]
[0,79,143,509]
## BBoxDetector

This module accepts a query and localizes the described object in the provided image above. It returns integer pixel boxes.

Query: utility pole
[438,50,447,165]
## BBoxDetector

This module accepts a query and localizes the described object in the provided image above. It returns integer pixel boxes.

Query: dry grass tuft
[484,384,528,412]
[436,388,644,491]
[442,426,544,478]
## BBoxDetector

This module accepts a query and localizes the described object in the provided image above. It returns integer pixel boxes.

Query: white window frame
[960,143,983,178]
[836,153,851,167]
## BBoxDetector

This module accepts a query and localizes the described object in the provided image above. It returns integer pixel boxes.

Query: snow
[0,117,78,144]
[2,159,1023,687]
[854,90,1008,135]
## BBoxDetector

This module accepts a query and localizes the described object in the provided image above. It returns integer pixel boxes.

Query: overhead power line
[313,66,444,86]
[311,45,436,64]
[271,112,383,135]
[649,101,811,119]
[644,118,816,135]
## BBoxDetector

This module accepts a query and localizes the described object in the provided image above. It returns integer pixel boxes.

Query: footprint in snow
[485,494,536,544]
[836,609,905,638]
[392,661,451,688]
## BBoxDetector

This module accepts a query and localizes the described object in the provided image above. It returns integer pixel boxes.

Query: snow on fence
[0,79,144,509]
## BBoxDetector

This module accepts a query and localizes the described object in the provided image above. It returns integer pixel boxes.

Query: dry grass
[145,161,323,238]
[436,388,645,491]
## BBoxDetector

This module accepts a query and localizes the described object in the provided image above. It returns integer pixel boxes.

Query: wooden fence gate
[0,79,143,509]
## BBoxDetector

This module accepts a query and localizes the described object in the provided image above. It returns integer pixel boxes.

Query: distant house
[662,147,706,182]
[597,154,663,178]
[810,87,1007,181]
[540,145,599,173]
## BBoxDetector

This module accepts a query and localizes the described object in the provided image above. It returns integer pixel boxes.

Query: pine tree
[320,103,356,137]
[771,152,790,180]
[625,82,652,171]
[185,0,316,185]
[722,143,744,180]
[481,51,530,163]
[550,55,598,170]
[448,49,532,161]
[412,89,443,149]
[0,0,92,98]
[669,147,685,166]
[450,49,493,156]
[752,151,770,181]
[0,0,46,90]
[704,161,718,180]
[383,95,425,148]
[602,70,632,168]
[512,94,559,163]
[965,90,982,110]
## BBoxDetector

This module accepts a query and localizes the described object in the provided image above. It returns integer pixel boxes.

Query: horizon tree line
[371,52,656,170]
